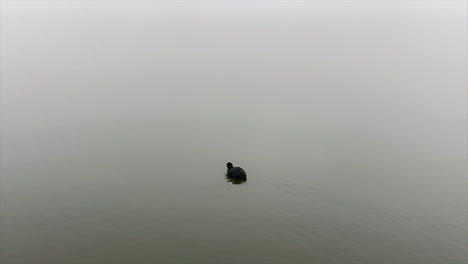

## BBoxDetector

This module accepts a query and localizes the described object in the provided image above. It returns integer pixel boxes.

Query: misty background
[1,1,467,263]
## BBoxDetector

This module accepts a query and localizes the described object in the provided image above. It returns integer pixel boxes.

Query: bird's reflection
[225,174,247,185]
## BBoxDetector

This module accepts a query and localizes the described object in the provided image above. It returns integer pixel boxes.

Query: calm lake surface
[1,2,467,264]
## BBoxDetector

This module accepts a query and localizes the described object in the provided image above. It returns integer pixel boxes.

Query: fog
[1,1,467,263]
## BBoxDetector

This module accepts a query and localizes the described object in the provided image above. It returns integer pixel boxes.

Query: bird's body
[226,162,247,180]
[227,167,247,179]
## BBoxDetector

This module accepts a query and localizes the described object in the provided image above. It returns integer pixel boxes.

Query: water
[1,2,467,263]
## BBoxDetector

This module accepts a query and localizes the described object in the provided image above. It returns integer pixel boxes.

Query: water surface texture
[1,2,467,264]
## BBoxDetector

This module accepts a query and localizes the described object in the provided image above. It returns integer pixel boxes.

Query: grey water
[1,2,467,264]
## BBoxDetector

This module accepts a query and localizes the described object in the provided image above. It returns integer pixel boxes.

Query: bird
[226,162,247,180]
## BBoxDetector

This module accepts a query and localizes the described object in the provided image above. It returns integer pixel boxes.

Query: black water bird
[226,162,247,180]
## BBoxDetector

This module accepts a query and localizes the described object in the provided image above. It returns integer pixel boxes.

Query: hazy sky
[2,1,466,158]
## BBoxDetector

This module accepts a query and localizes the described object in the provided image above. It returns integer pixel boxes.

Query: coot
[226,162,247,180]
